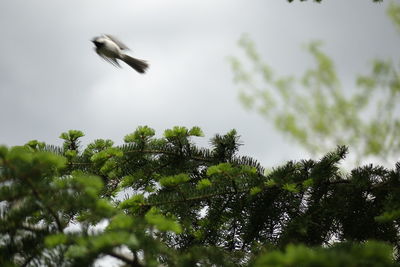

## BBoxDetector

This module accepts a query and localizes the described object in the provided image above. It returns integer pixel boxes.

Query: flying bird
[91,34,149,74]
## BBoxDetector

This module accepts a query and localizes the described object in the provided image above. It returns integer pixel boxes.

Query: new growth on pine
[1,126,399,266]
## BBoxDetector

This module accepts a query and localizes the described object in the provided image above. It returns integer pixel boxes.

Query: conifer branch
[21,254,36,267]
[107,251,143,267]
[142,189,248,207]
[69,149,213,168]
[124,149,214,163]
[24,178,64,232]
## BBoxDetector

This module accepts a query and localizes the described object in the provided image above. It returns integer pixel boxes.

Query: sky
[0,0,399,168]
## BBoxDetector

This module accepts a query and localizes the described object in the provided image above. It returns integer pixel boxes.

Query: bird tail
[120,54,149,73]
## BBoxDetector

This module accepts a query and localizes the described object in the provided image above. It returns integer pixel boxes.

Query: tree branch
[107,251,143,267]
[24,178,64,232]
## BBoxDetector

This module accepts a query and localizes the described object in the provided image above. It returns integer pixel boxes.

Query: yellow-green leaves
[124,125,155,143]
[159,174,190,187]
[60,130,84,152]
[91,147,123,162]
[163,126,204,147]
[65,232,138,259]
[302,178,314,188]
[196,179,212,190]
[250,186,262,195]
[164,126,188,139]
[231,28,400,164]
[274,113,308,145]
[282,183,299,193]
[59,130,84,142]
[92,232,138,251]
[188,126,204,137]
[207,163,257,178]
[303,41,338,88]
[71,171,104,197]
[107,214,135,230]
[265,179,277,187]
[388,1,400,32]
[207,163,233,176]
[164,126,203,138]
[83,139,114,158]
[24,140,45,151]
[90,147,123,177]
[119,194,145,212]
[4,146,66,178]
[254,241,395,267]
[3,127,400,266]
[45,234,68,248]
[375,210,400,223]
[65,245,88,259]
[145,207,182,234]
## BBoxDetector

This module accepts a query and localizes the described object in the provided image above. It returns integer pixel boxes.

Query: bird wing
[104,34,130,50]
[96,49,121,67]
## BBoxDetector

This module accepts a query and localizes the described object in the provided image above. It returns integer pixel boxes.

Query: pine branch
[124,148,214,163]
[20,222,48,232]
[21,254,36,267]
[142,189,248,207]
[24,177,64,232]
[107,251,143,267]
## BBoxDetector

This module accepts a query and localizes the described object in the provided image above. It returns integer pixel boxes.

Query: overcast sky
[0,0,399,168]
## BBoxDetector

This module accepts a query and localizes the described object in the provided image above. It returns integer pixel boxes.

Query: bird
[91,34,149,74]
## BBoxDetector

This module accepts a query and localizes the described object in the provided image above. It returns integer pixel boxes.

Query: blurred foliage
[1,127,400,266]
[287,0,383,2]
[254,241,396,267]
[229,2,400,165]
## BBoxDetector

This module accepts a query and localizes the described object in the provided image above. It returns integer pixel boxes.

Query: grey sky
[0,0,398,168]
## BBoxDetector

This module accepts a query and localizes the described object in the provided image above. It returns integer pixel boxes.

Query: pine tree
[1,126,399,266]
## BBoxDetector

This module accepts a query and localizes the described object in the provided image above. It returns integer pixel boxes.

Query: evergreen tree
[1,126,399,266]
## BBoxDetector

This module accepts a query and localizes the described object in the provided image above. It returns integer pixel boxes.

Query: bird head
[91,37,104,48]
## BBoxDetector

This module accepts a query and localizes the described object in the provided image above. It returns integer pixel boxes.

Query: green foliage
[60,130,84,151]
[119,194,145,211]
[302,178,314,188]
[250,186,262,195]
[254,241,395,267]
[1,127,400,266]
[188,126,204,137]
[265,179,277,187]
[376,210,400,223]
[388,1,400,32]
[207,162,235,176]
[83,139,114,158]
[288,0,382,2]
[25,140,46,151]
[107,213,135,230]
[145,207,182,233]
[282,183,299,193]
[45,234,68,248]
[164,126,203,141]
[196,178,212,190]
[211,129,241,161]
[124,125,155,145]
[159,173,190,187]
[230,3,400,164]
